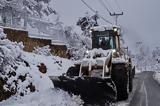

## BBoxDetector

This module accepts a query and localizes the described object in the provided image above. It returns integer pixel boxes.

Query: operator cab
[90,25,121,50]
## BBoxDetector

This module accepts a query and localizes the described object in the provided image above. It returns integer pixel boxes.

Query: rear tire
[111,63,129,101]
[132,66,135,78]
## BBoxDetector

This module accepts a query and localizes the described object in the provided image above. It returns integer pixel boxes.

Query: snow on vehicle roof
[91,25,120,31]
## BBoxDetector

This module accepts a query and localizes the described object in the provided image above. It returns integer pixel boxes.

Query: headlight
[113,28,118,32]
[89,30,92,33]
[85,50,90,58]
[112,49,116,53]
[112,49,118,58]
[86,50,89,54]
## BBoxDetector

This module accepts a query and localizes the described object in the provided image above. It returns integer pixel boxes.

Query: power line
[80,0,113,24]
[114,0,123,12]
[109,0,123,25]
[103,0,114,13]
[81,0,97,13]
[98,0,111,15]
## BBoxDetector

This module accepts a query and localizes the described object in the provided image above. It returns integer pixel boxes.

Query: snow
[91,25,120,31]
[21,51,74,76]
[33,45,51,56]
[0,89,83,106]
[2,26,27,31]
[153,71,160,85]
[85,48,111,58]
[112,57,126,64]
[0,27,83,106]
[0,48,82,105]
[0,27,6,39]
[82,49,112,67]
[84,48,127,64]
[51,40,68,46]
[135,69,142,74]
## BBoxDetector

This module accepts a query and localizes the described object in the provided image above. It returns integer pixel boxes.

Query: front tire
[129,66,133,92]
[66,65,80,77]
[111,63,129,101]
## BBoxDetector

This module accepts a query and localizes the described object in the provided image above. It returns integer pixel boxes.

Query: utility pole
[110,12,123,25]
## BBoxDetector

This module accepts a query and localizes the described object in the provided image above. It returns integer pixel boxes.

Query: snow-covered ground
[153,71,160,85]
[21,51,74,76]
[0,51,83,106]
[135,69,142,74]
[0,89,83,106]
[0,28,83,106]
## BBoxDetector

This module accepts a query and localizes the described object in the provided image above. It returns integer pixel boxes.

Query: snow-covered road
[129,71,160,106]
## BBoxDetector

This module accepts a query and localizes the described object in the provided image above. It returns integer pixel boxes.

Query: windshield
[92,31,116,50]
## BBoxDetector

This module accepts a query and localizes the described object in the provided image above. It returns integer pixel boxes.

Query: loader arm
[50,49,116,105]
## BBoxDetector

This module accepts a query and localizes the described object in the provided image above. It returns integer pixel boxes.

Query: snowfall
[0,28,84,106]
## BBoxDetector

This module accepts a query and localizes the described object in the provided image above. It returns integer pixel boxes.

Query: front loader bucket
[50,76,117,105]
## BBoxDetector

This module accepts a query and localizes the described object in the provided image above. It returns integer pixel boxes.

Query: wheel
[66,65,80,77]
[129,77,133,92]
[111,63,129,101]
[129,66,133,92]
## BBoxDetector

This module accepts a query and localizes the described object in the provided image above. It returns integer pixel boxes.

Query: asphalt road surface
[129,71,160,106]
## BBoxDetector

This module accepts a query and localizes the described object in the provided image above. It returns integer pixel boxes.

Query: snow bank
[0,27,6,39]
[0,27,83,105]
[33,45,52,56]
[153,71,160,85]
[0,89,83,106]
[0,37,54,96]
[21,51,73,76]
[135,69,142,74]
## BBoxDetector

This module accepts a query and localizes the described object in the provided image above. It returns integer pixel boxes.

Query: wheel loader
[50,25,135,105]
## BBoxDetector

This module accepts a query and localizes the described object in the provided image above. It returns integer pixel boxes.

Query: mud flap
[50,76,117,105]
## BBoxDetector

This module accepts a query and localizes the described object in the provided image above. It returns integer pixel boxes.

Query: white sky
[54,0,160,51]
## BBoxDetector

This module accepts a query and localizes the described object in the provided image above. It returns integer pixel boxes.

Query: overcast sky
[54,0,160,51]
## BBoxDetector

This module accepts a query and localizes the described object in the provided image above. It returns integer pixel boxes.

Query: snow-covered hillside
[0,28,83,106]
[133,42,160,72]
